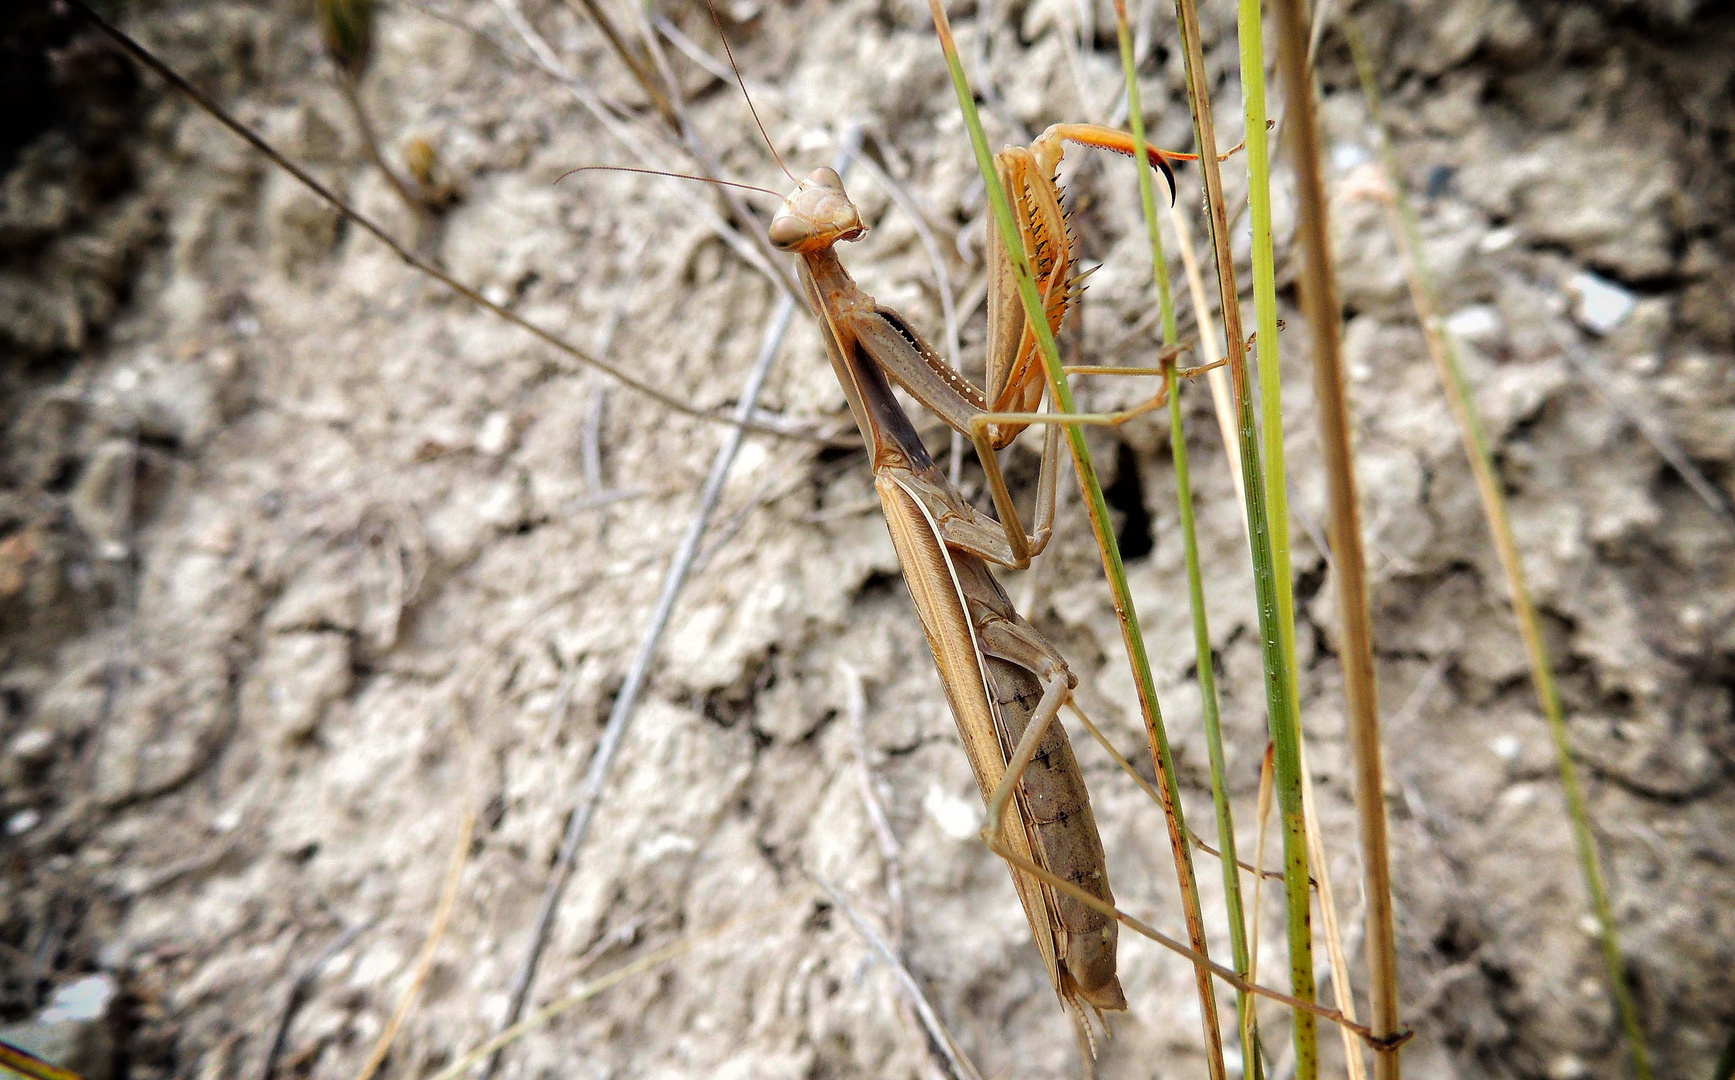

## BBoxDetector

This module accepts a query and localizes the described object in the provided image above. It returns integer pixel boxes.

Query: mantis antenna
[703,0,798,183]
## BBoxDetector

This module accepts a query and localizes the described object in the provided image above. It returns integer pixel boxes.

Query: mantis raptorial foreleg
[778,138,1197,571]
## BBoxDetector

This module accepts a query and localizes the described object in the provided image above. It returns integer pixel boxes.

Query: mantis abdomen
[878,468,1125,1015]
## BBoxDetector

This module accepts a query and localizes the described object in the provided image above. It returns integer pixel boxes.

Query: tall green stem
[1236,0,1299,720]
[1114,4,1261,1075]
[1169,0,1317,1075]
[1345,19,1649,1080]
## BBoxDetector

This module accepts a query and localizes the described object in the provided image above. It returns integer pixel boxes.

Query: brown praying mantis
[766,121,1226,1030]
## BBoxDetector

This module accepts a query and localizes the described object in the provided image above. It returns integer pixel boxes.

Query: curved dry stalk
[330,70,430,219]
[352,791,478,1080]
[1298,742,1367,1080]
[487,0,796,297]
[810,873,986,1080]
[560,0,678,126]
[425,898,806,1080]
[65,0,826,444]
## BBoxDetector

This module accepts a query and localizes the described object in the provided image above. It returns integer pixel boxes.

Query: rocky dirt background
[1,0,1732,1077]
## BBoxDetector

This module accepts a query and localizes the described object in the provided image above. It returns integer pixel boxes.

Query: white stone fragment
[40,976,118,1023]
[1567,269,1636,334]
[476,410,512,456]
[1489,734,1523,762]
[1479,226,1520,252]
[923,783,979,840]
[1446,304,1504,347]
[1331,142,1371,172]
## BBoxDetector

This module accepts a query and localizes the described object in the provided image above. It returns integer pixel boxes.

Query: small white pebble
[6,809,40,835]
[1489,734,1523,762]
[924,783,980,841]
[1479,226,1519,253]
[1626,352,1660,375]
[1548,1053,1590,1080]
[39,975,116,1022]
[1578,914,1602,936]
[1331,142,1370,172]
[1445,304,1503,347]
[7,727,55,764]
[475,410,512,456]
[1567,270,1635,334]
[1499,783,1536,808]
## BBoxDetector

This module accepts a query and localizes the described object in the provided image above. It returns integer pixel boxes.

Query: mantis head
[768,168,865,253]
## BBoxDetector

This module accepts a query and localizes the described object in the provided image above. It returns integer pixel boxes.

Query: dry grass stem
[352,792,478,1080]
[427,899,806,1080]
[1270,0,1404,1074]
[810,874,987,1080]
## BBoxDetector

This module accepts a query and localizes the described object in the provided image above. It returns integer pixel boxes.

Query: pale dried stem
[1164,199,1247,522]
[1271,0,1403,1072]
[352,747,479,1080]
[1299,741,1367,1080]
[811,874,986,1080]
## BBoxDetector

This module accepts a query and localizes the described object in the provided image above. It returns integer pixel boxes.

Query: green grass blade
[1343,18,1651,1080]
[1236,0,1300,730]
[1168,0,1318,1074]
[1112,3,1263,1075]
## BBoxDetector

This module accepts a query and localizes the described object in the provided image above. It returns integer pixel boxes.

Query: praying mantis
[767,127,1218,1030]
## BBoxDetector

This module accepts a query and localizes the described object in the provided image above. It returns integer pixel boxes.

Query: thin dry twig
[582,237,648,500]
[64,0,821,442]
[482,132,864,1078]
[1542,314,1735,533]
[482,295,800,1074]
[561,0,678,125]
[839,663,907,945]
[331,71,428,218]
[1067,701,1291,884]
[352,723,480,1080]
[430,899,805,1080]
[809,873,986,1080]
[1165,198,1247,513]
[841,663,956,1080]
[488,0,793,294]
[1298,741,1368,1080]
[260,920,376,1080]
